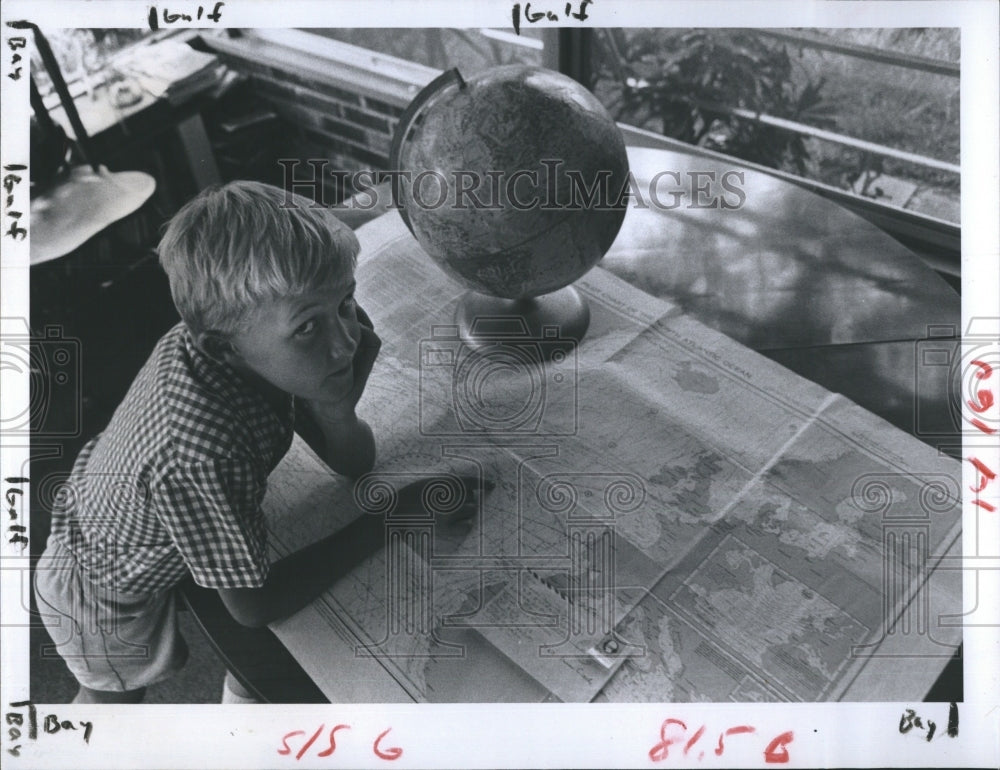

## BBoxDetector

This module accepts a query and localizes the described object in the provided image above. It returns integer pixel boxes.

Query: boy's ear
[197,330,241,365]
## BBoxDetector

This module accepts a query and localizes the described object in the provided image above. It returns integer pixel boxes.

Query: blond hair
[157,181,359,335]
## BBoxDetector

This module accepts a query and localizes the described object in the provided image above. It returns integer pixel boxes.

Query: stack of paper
[119,38,221,105]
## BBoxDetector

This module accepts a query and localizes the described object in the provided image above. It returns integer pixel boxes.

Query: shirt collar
[179,323,295,433]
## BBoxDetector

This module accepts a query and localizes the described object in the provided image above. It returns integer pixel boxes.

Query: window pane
[590,28,959,223]
[306,28,545,75]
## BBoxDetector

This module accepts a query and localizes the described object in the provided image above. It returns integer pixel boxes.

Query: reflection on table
[602,147,962,455]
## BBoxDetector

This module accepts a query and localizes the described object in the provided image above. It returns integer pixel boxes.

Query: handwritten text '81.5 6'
[648,719,793,764]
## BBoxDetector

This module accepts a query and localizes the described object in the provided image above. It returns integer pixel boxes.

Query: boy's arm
[217,511,383,628]
[217,477,486,628]
[311,412,376,479]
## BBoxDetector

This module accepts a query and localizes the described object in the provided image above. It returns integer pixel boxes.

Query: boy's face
[225,275,362,403]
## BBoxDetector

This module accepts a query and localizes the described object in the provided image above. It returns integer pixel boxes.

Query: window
[306,28,546,75]
[589,28,960,226]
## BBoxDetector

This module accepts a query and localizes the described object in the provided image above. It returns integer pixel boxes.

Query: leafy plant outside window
[593,29,838,177]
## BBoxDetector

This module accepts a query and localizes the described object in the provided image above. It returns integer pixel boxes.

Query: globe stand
[454,285,590,360]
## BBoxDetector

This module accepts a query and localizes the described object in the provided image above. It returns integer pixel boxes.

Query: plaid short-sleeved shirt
[48,323,294,595]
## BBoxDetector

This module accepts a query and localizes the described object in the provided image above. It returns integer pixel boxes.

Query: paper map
[264,212,962,702]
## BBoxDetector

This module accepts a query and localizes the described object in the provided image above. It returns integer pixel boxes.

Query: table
[602,148,962,456]
[183,144,963,703]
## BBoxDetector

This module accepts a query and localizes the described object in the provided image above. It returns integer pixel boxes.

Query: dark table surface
[183,144,963,703]
[603,147,963,458]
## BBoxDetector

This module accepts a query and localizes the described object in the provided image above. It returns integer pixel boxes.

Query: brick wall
[204,31,437,205]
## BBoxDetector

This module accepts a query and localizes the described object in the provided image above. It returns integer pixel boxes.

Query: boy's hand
[219,476,494,628]
[395,475,494,524]
[300,304,380,478]
[310,304,381,422]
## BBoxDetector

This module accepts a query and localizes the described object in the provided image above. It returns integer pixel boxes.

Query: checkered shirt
[48,323,294,595]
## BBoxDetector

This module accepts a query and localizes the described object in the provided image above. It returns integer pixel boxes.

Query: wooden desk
[184,145,963,703]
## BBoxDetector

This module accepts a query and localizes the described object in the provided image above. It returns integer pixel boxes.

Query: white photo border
[1,1,997,768]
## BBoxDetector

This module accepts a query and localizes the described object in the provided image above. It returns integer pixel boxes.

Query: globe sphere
[392,65,630,300]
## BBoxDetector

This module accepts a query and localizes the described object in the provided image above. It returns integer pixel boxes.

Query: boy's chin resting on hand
[300,306,382,478]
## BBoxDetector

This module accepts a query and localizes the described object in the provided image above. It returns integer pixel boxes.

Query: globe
[390,65,630,345]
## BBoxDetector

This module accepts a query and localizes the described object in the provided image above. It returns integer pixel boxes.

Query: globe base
[454,285,590,357]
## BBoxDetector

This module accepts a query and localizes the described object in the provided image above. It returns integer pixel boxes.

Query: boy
[33,181,479,704]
